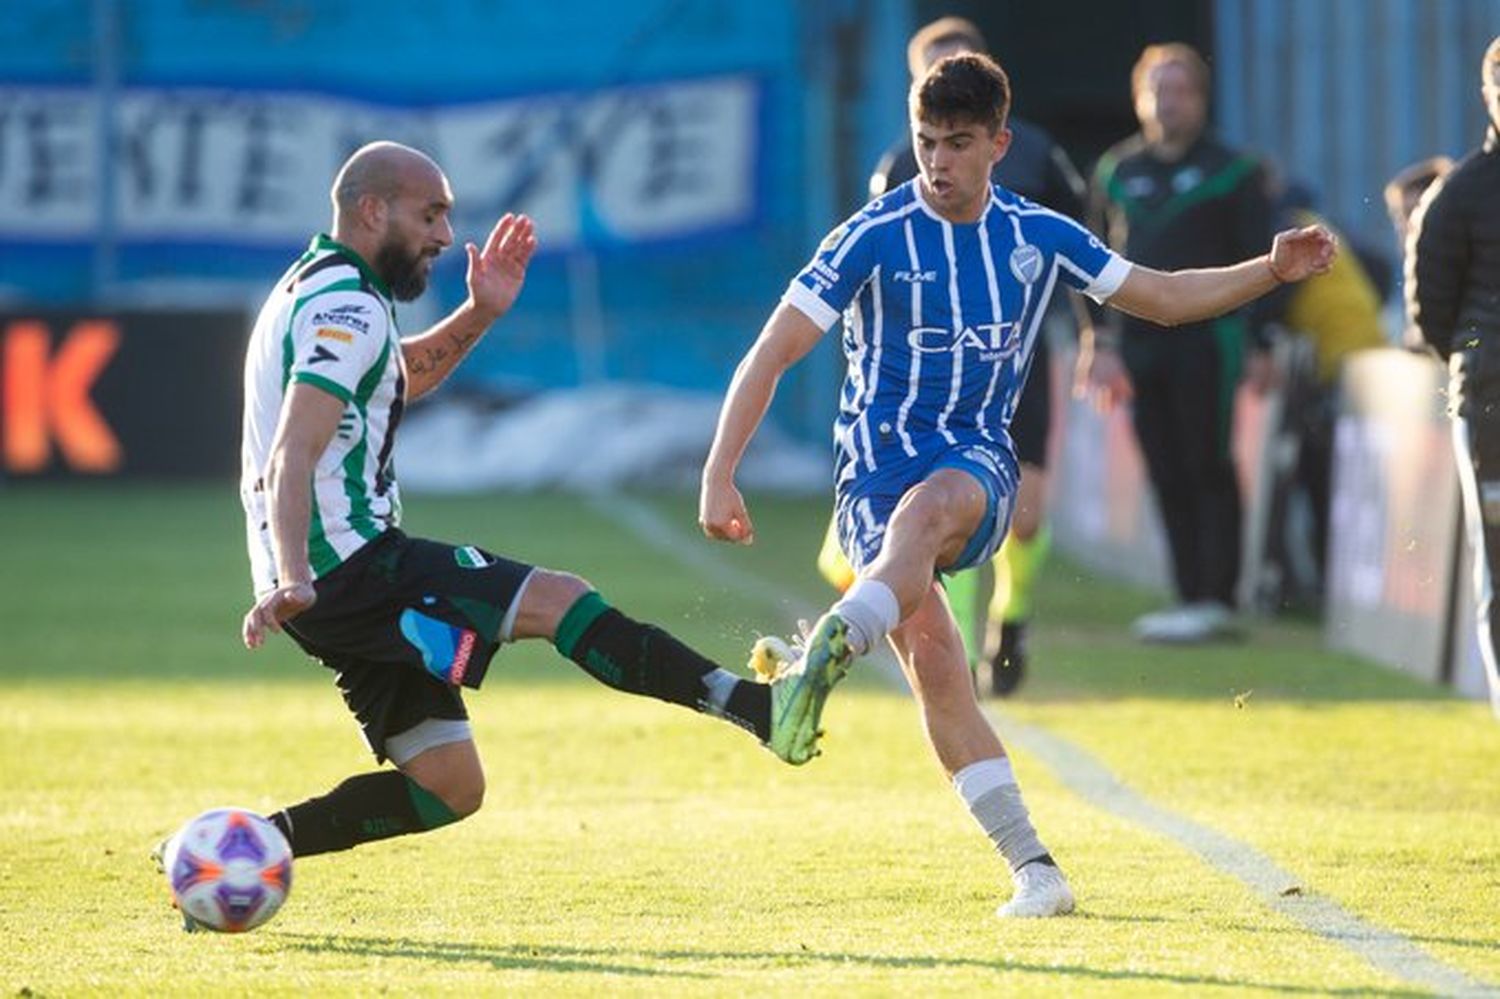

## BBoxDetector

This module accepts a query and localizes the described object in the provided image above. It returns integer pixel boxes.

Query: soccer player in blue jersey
[700,53,1335,918]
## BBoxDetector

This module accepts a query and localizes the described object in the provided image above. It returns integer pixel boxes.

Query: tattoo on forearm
[406,328,481,376]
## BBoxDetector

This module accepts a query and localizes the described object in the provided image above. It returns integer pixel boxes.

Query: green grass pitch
[2,485,1498,996]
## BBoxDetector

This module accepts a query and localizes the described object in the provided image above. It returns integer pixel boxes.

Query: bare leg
[887,582,1004,774]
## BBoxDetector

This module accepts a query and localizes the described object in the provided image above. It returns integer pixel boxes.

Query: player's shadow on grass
[274,932,1430,996]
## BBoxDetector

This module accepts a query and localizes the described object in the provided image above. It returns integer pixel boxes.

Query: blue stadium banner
[0,76,761,251]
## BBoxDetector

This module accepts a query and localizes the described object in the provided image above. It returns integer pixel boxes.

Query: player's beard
[374,239,434,302]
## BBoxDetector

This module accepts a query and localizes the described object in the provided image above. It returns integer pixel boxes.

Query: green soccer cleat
[763,613,855,765]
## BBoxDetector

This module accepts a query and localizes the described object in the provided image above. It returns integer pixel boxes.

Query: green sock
[993,525,1052,623]
[945,562,993,669]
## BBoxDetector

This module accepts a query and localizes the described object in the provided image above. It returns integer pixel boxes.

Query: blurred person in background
[1384,156,1453,347]
[163,143,814,921]
[702,52,1335,918]
[817,15,1099,698]
[1089,43,1283,643]
[1407,36,1500,720]
[1259,179,1386,607]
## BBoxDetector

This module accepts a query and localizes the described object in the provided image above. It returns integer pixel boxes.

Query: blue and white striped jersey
[784,180,1129,487]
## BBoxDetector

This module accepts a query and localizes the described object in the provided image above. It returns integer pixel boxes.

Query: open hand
[1268,225,1338,283]
[466,213,538,321]
[243,582,316,650]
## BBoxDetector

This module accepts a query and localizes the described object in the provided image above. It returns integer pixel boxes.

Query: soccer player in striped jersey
[700,54,1335,918]
[206,142,804,893]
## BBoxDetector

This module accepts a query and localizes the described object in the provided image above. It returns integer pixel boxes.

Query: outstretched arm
[403,213,537,400]
[243,383,345,649]
[699,303,824,544]
[1107,224,1337,327]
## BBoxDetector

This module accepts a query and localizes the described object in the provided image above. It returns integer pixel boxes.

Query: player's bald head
[331,141,445,219]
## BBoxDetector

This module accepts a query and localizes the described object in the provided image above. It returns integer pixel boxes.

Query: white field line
[596,493,1496,998]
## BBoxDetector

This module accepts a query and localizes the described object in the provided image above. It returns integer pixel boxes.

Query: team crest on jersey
[1009,244,1043,285]
[1172,166,1204,193]
[818,223,849,253]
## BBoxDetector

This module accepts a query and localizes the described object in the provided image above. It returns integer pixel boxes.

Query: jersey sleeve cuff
[1085,254,1132,303]
[782,282,841,332]
[292,371,354,403]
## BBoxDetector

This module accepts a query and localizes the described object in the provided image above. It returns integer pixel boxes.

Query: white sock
[953,757,1052,873]
[831,578,900,655]
[700,668,740,712]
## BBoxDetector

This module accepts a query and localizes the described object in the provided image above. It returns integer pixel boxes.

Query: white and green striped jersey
[240,234,406,595]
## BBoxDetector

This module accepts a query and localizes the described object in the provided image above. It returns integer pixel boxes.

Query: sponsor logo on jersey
[892,270,937,283]
[450,629,477,686]
[454,545,495,569]
[818,223,849,253]
[1123,176,1155,198]
[806,260,841,295]
[907,322,1020,360]
[1009,245,1043,285]
[310,307,370,334]
[307,344,339,365]
[316,326,354,344]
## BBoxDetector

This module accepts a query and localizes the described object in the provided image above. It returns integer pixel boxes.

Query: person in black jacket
[1408,35,1500,719]
[1089,42,1281,643]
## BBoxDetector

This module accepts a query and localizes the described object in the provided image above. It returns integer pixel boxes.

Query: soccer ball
[163,808,293,932]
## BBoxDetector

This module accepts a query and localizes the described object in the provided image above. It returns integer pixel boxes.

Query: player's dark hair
[1131,43,1210,100]
[907,16,987,79]
[910,52,1011,135]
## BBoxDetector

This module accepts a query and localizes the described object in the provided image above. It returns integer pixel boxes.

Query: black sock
[724,681,771,742]
[553,591,771,740]
[269,770,460,857]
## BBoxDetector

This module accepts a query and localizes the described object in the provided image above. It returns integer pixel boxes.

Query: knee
[513,569,594,641]
[443,774,486,819]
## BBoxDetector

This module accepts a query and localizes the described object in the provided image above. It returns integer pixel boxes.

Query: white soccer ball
[163,807,293,932]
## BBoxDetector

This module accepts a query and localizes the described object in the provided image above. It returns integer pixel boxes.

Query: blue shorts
[834,441,1018,577]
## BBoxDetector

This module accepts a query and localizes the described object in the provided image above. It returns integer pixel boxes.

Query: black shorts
[284,529,533,761]
[1011,337,1053,469]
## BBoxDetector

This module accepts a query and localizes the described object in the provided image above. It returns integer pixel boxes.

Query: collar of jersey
[309,233,394,301]
[912,180,993,227]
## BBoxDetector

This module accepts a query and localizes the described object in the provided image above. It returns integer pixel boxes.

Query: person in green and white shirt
[171,143,825,904]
